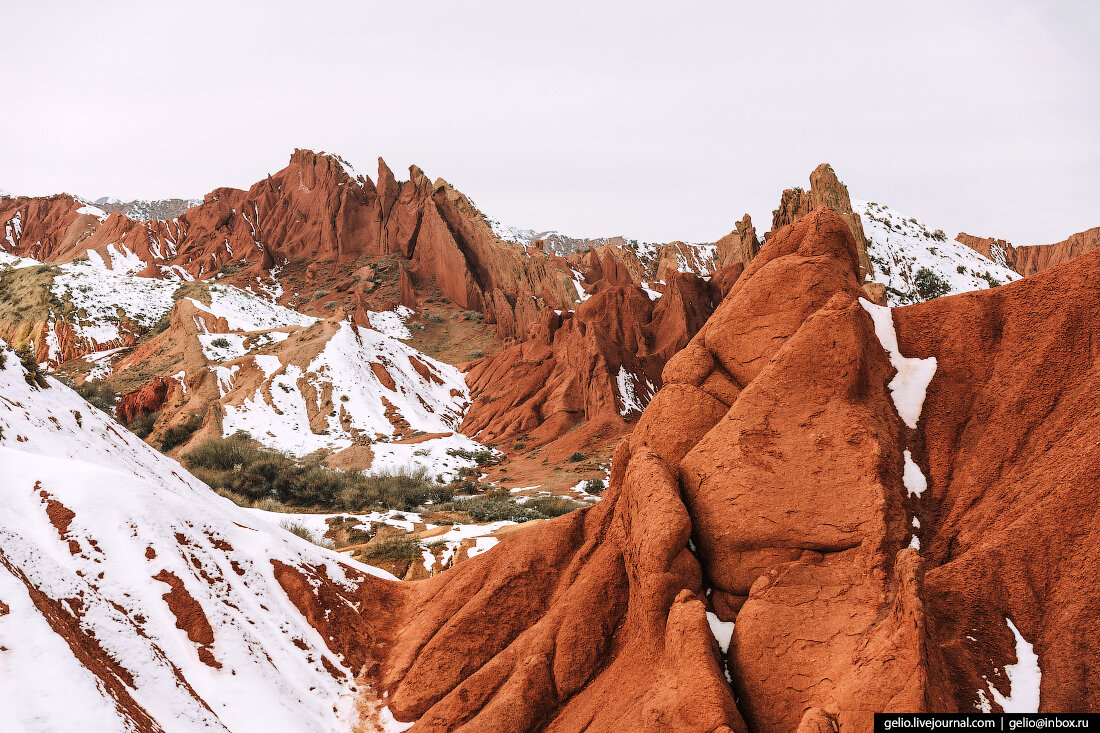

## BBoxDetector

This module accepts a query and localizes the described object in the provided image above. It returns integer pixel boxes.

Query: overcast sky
[2,0,1096,245]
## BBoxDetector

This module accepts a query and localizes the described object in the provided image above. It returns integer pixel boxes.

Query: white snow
[987,618,1041,713]
[902,450,927,498]
[220,323,482,477]
[615,366,655,418]
[706,611,735,655]
[859,299,938,429]
[571,269,591,303]
[466,536,499,558]
[855,198,1020,306]
[188,283,316,332]
[76,204,108,221]
[0,338,395,732]
[367,305,414,340]
[198,332,250,361]
[49,255,179,358]
[640,281,664,300]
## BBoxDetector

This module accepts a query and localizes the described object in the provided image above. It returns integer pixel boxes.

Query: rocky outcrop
[1012,225,1100,276]
[461,273,727,446]
[115,377,169,425]
[770,163,873,278]
[956,232,1018,269]
[714,213,760,268]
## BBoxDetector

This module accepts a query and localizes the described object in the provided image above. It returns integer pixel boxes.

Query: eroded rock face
[277,207,1100,730]
[770,163,872,278]
[956,232,1018,270]
[714,213,760,268]
[0,151,581,343]
[461,272,727,446]
[1012,225,1100,276]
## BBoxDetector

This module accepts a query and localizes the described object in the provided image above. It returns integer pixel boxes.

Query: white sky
[2,0,1096,246]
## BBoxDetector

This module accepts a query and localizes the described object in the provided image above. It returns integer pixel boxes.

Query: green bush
[75,380,117,413]
[160,415,203,451]
[186,434,446,511]
[526,496,586,517]
[361,538,423,561]
[914,267,950,301]
[210,337,231,349]
[434,494,544,523]
[567,452,587,463]
[583,478,606,495]
[980,271,1002,288]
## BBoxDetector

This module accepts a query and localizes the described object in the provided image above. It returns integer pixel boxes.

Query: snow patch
[902,450,927,498]
[987,618,1041,713]
[860,299,937,429]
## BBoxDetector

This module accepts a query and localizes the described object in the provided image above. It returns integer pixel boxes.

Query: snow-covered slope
[0,339,397,732]
[855,199,1020,305]
[216,322,483,478]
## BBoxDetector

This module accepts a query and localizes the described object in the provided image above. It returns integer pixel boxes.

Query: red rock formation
[0,151,582,342]
[892,250,1100,712]
[770,163,872,278]
[273,207,1100,728]
[955,232,1018,269]
[115,377,169,425]
[461,272,728,446]
[714,213,760,268]
[1012,225,1100,276]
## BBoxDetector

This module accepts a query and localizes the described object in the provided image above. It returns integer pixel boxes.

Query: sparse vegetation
[567,452,587,463]
[75,380,118,413]
[526,496,586,517]
[979,271,1002,288]
[931,229,947,242]
[914,267,951,301]
[360,537,423,562]
[160,415,203,451]
[210,337,231,349]
[446,447,497,465]
[279,520,335,549]
[461,310,484,323]
[424,313,444,323]
[185,433,452,510]
[128,410,160,439]
[433,493,544,523]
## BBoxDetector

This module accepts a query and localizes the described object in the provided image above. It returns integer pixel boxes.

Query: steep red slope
[893,251,1100,712]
